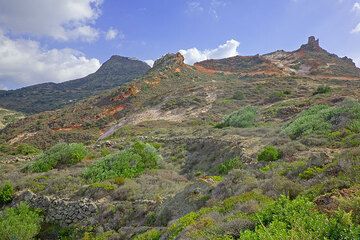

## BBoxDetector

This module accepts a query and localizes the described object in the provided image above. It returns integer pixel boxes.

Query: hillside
[196,37,360,79]
[0,37,360,239]
[0,108,24,129]
[0,56,150,114]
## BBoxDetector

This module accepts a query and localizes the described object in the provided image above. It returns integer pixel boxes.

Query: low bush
[313,85,331,95]
[283,101,360,139]
[239,196,360,239]
[15,144,41,156]
[217,157,243,175]
[133,228,161,240]
[27,143,87,172]
[232,91,245,100]
[257,146,282,162]
[83,141,161,182]
[217,106,257,128]
[0,202,43,240]
[0,181,14,204]
[299,166,324,180]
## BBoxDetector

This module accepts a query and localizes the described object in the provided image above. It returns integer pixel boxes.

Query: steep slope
[0,56,150,114]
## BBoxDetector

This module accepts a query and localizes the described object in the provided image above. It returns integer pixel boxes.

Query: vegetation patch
[257,146,282,162]
[217,157,243,175]
[83,141,161,182]
[299,166,324,180]
[313,85,331,95]
[239,195,360,239]
[0,202,43,240]
[133,228,161,240]
[283,100,360,139]
[26,143,87,173]
[0,181,14,204]
[216,106,257,128]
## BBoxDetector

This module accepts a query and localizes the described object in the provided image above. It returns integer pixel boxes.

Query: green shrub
[239,196,360,240]
[232,91,245,100]
[217,157,243,175]
[0,202,43,240]
[219,106,257,128]
[113,176,126,185]
[0,181,14,204]
[90,182,116,191]
[283,101,360,139]
[133,228,161,240]
[27,143,87,172]
[167,212,200,240]
[83,141,161,182]
[299,166,324,180]
[313,85,331,95]
[338,194,360,224]
[100,147,111,157]
[257,146,282,162]
[15,144,41,156]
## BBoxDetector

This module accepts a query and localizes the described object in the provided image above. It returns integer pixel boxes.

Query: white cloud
[144,60,154,67]
[351,23,360,33]
[0,33,101,89]
[353,2,360,12]
[179,39,240,65]
[0,0,102,42]
[105,27,119,40]
[186,1,204,13]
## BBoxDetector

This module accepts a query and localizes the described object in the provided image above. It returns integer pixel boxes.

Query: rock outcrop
[299,36,322,52]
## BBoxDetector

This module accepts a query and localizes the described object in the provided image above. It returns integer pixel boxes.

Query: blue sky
[0,0,360,89]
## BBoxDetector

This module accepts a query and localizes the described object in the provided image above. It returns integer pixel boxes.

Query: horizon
[1,0,360,89]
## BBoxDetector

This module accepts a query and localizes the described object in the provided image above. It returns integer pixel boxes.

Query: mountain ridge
[0,56,150,114]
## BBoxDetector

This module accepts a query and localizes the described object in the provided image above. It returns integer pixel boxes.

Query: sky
[0,0,360,90]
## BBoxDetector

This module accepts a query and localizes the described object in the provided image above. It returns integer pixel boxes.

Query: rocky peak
[152,53,185,70]
[299,36,322,52]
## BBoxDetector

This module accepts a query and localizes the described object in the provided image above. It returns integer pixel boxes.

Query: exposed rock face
[152,52,185,70]
[299,36,322,52]
[17,190,98,226]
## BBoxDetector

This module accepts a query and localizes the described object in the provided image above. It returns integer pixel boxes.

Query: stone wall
[18,190,98,226]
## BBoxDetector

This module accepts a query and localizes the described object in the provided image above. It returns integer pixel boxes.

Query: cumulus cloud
[179,39,240,65]
[351,23,360,33]
[353,2,360,12]
[144,59,155,67]
[0,0,102,42]
[0,33,101,89]
[105,27,119,40]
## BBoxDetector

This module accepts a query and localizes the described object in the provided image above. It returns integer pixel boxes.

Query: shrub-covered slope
[0,37,360,239]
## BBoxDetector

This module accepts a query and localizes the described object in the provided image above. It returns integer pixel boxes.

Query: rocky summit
[0,37,360,239]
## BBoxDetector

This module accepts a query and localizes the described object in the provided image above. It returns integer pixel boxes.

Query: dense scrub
[0,181,14,204]
[83,141,161,182]
[283,100,360,139]
[240,196,360,239]
[217,106,258,128]
[0,203,43,240]
[26,143,87,172]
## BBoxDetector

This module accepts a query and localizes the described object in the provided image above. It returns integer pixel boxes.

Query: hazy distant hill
[0,56,150,114]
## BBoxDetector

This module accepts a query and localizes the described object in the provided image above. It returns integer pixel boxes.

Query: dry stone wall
[18,190,98,226]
